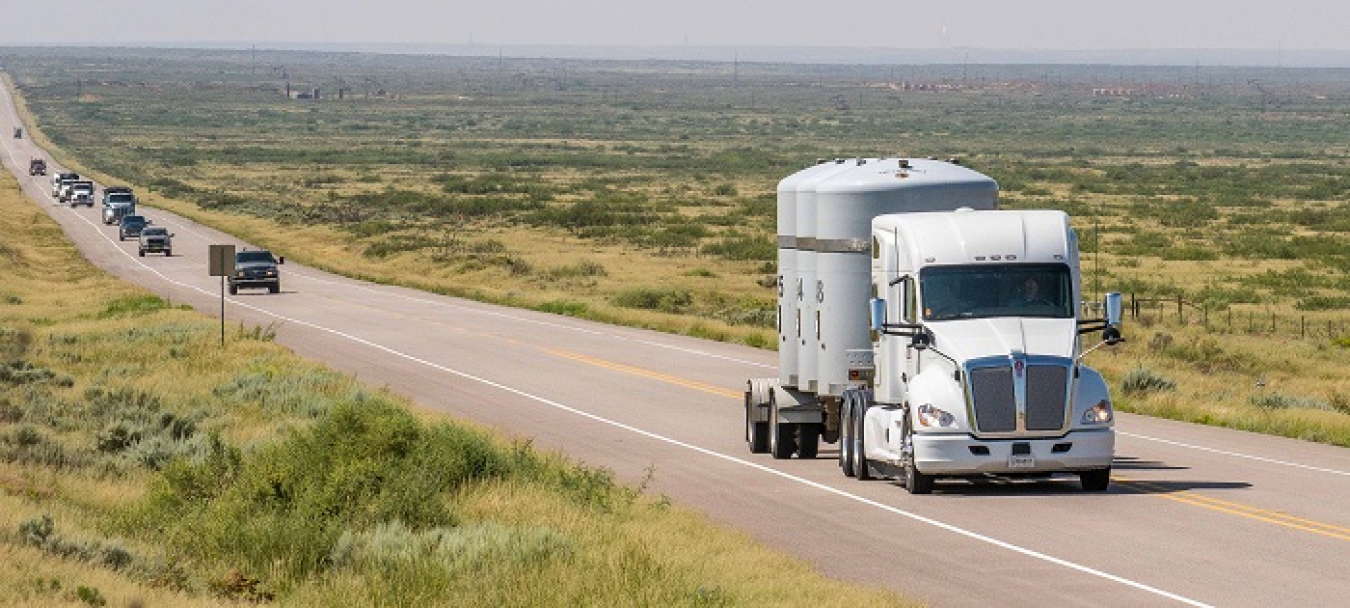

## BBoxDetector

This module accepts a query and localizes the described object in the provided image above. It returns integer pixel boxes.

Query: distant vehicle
[102,187,137,224]
[103,204,132,225]
[101,186,137,206]
[68,181,95,207]
[138,226,172,257]
[52,173,79,199]
[28,158,46,176]
[118,215,149,241]
[229,249,283,295]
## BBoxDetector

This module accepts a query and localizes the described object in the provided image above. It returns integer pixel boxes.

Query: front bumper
[914,429,1114,475]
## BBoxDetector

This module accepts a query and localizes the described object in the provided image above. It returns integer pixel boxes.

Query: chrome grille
[1026,365,1069,431]
[969,367,1015,433]
[967,358,1070,435]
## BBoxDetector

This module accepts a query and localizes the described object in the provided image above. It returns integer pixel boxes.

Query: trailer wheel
[839,392,856,477]
[745,388,769,454]
[768,391,797,460]
[1080,467,1111,492]
[797,424,820,459]
[851,399,872,480]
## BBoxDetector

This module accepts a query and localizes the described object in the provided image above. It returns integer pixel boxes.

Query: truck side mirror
[869,298,886,331]
[278,257,285,265]
[1104,292,1123,327]
[1103,292,1124,345]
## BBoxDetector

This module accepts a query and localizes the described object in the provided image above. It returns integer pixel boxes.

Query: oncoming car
[229,249,284,294]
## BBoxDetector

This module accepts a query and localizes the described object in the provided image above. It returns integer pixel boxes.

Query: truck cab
[101,187,137,224]
[865,209,1122,493]
[69,181,95,207]
[52,173,79,198]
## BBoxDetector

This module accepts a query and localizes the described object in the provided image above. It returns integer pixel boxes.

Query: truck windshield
[921,263,1073,320]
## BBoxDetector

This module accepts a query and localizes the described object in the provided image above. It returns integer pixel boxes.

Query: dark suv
[118,215,149,240]
[229,249,284,295]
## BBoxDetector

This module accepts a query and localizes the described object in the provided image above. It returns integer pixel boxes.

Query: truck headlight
[916,403,955,428]
[1081,400,1113,424]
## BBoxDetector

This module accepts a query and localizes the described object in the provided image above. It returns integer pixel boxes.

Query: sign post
[208,245,236,347]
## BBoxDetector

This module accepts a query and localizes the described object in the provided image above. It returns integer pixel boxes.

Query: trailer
[746,158,1123,493]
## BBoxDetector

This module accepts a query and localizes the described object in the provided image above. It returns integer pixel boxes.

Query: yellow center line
[545,348,745,400]
[1114,477,1350,542]
[546,348,1350,543]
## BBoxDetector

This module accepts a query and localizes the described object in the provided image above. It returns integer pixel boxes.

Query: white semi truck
[745,158,1123,493]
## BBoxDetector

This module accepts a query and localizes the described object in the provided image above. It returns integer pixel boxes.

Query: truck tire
[165,250,172,257]
[1080,467,1111,492]
[138,249,145,257]
[269,283,280,294]
[900,404,933,494]
[768,391,797,460]
[797,424,820,459]
[744,382,770,454]
[903,458,934,494]
[228,284,238,295]
[851,398,872,480]
[839,392,856,477]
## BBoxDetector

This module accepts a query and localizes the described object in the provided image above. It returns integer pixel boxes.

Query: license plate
[1008,454,1036,468]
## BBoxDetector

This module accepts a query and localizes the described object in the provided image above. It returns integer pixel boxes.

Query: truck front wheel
[903,458,934,494]
[851,401,872,480]
[1080,467,1111,492]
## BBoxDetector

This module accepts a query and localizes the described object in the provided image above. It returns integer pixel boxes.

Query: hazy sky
[2,0,1345,51]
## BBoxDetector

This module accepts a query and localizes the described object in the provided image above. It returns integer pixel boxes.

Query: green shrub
[611,287,693,314]
[1121,367,1176,395]
[1249,392,1331,411]
[699,236,774,262]
[711,183,738,197]
[1295,295,1350,311]
[536,300,589,316]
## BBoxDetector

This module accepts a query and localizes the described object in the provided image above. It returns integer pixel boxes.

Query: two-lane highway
[3,77,1348,606]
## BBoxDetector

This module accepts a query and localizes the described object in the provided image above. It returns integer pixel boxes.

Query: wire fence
[1126,294,1349,341]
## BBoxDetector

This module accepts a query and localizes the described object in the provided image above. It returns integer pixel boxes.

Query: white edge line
[1121,431,1350,477]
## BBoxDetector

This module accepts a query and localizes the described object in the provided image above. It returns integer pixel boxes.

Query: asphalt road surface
[3,78,1348,607]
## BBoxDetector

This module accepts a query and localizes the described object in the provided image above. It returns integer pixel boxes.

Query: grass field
[0,162,911,605]
[2,46,1348,448]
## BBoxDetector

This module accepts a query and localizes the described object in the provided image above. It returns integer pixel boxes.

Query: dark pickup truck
[228,249,284,295]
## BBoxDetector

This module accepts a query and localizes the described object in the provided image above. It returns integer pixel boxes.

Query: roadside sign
[209,244,235,276]
[208,244,235,348]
